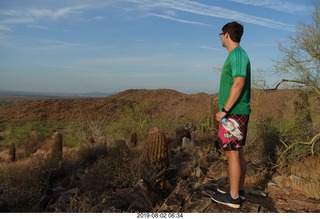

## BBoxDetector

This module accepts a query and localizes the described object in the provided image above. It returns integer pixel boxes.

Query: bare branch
[267,79,320,95]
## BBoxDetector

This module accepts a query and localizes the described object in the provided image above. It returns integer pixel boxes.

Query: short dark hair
[222,21,244,43]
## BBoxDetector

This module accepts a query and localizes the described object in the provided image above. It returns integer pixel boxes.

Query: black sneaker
[210,192,241,209]
[216,187,246,201]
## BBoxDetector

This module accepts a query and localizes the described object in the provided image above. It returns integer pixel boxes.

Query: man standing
[211,21,251,209]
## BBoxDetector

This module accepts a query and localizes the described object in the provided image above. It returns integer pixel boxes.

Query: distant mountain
[0,89,117,98]
[76,92,118,98]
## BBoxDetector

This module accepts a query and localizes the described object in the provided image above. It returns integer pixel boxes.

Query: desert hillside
[1,88,319,213]
[0,88,298,122]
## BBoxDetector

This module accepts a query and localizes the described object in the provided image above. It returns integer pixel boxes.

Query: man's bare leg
[225,150,241,198]
[239,147,247,190]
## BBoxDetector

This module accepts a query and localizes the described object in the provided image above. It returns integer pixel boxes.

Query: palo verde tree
[273,1,320,167]
[274,1,320,93]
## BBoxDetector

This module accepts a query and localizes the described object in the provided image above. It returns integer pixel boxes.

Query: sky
[0,0,315,94]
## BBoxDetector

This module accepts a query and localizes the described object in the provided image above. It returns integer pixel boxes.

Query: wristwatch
[222,107,229,114]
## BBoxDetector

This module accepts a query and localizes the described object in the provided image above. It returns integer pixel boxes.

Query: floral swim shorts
[218,114,250,151]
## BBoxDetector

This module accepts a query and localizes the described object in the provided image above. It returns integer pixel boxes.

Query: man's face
[219,32,227,47]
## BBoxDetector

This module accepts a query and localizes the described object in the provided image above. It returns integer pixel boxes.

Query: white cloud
[0,0,296,37]
[0,5,88,34]
[37,39,85,50]
[1,17,34,26]
[199,45,222,51]
[50,5,88,19]
[123,0,294,31]
[93,16,105,20]
[27,5,88,19]
[149,13,211,26]
[26,25,50,30]
[227,0,311,14]
[28,8,52,18]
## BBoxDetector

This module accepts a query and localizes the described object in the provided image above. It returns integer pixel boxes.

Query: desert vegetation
[0,87,319,212]
[0,94,216,212]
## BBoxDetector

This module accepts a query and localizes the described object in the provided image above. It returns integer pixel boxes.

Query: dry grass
[0,155,55,211]
[271,155,320,199]
[78,143,142,195]
[0,137,166,212]
[0,126,319,212]
[288,155,320,199]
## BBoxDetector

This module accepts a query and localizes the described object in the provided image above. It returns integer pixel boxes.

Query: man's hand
[216,111,227,123]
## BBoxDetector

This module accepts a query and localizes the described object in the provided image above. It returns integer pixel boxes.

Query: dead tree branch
[267,79,320,95]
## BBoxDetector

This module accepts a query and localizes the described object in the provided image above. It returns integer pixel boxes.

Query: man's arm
[216,77,245,122]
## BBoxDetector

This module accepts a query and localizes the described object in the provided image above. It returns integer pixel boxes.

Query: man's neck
[227,42,240,53]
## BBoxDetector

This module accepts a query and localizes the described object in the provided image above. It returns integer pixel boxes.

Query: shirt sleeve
[230,49,249,78]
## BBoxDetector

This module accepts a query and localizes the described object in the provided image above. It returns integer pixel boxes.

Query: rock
[282,187,293,195]
[0,200,10,212]
[104,179,159,212]
[247,186,267,197]
[182,137,192,150]
[180,190,211,212]
[194,167,202,178]
[56,188,78,204]
[267,181,277,187]
[37,195,52,211]
[258,205,271,213]
[289,174,307,185]
[272,175,285,186]
[242,201,262,213]
[177,162,193,180]
[175,124,196,143]
[265,182,285,198]
[273,198,290,212]
[205,161,228,185]
[158,180,192,212]
[197,182,218,192]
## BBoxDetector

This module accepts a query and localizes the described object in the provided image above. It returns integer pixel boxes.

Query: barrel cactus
[146,127,169,167]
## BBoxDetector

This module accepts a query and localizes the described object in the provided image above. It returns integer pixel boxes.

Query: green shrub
[254,105,318,169]
[0,120,64,152]
[254,116,281,166]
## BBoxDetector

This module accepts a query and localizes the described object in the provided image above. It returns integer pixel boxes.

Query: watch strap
[222,107,229,114]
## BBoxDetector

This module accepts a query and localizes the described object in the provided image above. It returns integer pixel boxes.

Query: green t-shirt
[218,46,251,115]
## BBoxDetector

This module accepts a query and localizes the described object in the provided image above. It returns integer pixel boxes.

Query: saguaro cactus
[51,132,63,163]
[146,127,169,167]
[8,143,16,162]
